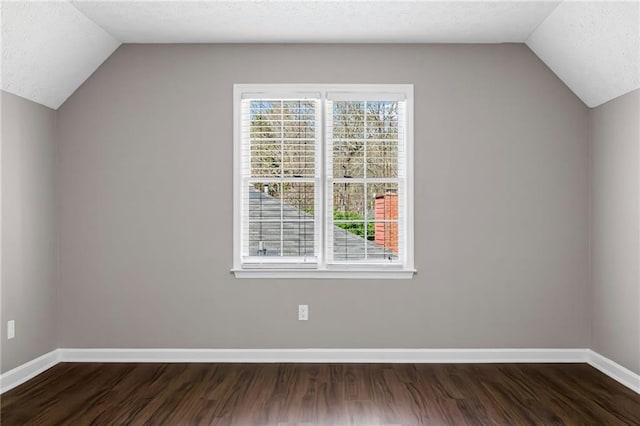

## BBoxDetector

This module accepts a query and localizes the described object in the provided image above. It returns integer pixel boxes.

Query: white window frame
[232,84,415,279]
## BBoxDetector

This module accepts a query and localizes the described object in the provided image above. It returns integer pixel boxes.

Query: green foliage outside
[333,209,374,240]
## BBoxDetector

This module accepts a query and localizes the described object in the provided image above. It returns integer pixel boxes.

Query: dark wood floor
[1,363,639,425]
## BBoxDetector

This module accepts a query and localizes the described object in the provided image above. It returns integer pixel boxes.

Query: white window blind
[239,97,321,266]
[233,85,414,278]
[326,99,407,264]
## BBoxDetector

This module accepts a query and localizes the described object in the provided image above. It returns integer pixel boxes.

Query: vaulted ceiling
[2,1,639,110]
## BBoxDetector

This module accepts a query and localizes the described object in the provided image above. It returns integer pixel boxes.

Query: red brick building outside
[374,191,398,253]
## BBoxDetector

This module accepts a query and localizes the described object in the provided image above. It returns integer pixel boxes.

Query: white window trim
[232,84,415,279]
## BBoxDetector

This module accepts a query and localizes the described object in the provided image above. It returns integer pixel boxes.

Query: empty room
[1,0,639,424]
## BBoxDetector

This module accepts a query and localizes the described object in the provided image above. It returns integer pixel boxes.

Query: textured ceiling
[1,1,120,109]
[70,1,560,43]
[1,1,638,110]
[526,1,640,108]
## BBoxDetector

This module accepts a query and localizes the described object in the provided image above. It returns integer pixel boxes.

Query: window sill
[231,268,416,279]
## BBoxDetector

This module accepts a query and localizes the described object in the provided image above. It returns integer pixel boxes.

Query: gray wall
[1,91,57,373]
[56,44,590,349]
[590,89,640,375]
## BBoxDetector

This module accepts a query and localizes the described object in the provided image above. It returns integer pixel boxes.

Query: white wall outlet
[298,304,309,321]
[7,320,15,339]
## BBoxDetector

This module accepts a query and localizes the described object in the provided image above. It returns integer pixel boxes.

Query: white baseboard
[58,347,588,364]
[587,350,640,394]
[3,348,637,396]
[0,350,59,394]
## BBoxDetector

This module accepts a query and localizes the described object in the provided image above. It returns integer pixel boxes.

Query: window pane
[365,101,399,140]
[366,183,399,220]
[283,141,315,177]
[250,100,316,178]
[283,100,316,134]
[249,182,282,220]
[332,100,399,179]
[333,182,365,217]
[283,182,314,219]
[248,221,281,256]
[367,226,398,259]
[248,182,315,258]
[366,140,398,178]
[333,101,364,139]
[251,140,281,177]
[282,221,315,257]
[332,222,366,261]
[333,141,364,178]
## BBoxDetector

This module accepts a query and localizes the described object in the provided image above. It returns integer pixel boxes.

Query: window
[233,84,414,279]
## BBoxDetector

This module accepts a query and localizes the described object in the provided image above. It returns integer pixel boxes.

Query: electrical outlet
[298,305,309,321]
[7,320,15,339]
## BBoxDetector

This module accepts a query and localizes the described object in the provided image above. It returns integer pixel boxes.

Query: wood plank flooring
[1,362,639,425]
